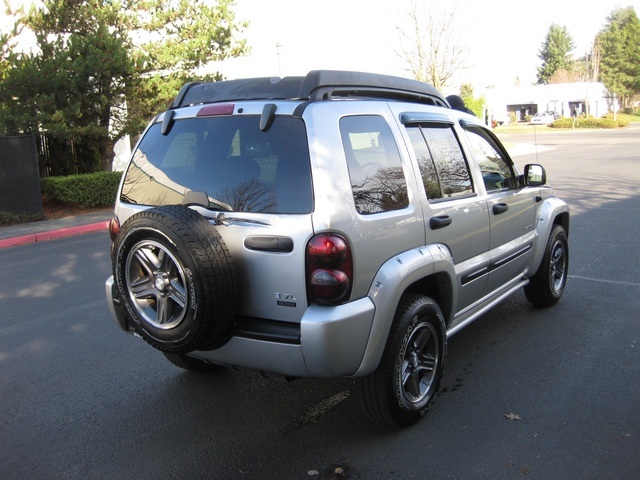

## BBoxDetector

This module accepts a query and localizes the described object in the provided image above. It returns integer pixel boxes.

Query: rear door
[400,115,491,314]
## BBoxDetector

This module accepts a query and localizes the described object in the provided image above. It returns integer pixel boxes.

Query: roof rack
[171,70,448,109]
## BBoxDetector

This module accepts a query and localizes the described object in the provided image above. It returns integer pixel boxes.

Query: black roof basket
[171,70,448,109]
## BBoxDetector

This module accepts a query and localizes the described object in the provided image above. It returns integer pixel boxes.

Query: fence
[0,134,43,215]
[36,132,100,177]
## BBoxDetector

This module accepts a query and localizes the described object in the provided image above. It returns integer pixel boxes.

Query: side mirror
[524,164,546,186]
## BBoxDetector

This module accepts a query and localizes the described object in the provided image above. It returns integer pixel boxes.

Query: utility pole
[275,42,283,77]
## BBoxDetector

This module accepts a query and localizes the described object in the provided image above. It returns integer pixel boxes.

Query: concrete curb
[0,220,109,249]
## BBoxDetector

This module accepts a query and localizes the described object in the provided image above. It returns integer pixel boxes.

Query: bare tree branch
[396,0,469,90]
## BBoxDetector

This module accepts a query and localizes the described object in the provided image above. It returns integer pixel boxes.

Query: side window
[464,127,515,191]
[406,124,473,201]
[340,115,409,214]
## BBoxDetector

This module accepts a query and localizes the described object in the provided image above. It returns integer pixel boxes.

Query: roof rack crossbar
[308,86,442,105]
[171,70,448,108]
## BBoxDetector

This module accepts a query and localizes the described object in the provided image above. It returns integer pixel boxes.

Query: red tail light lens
[306,233,352,304]
[108,216,120,242]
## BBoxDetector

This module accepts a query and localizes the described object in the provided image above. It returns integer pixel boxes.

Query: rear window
[120,115,313,214]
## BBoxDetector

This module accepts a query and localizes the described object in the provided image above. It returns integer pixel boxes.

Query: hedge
[40,171,123,208]
[550,116,630,129]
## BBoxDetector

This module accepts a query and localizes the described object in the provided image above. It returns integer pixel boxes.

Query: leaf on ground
[504,412,521,421]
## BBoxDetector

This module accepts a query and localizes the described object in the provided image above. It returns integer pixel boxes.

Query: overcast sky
[215,0,639,92]
[3,0,639,93]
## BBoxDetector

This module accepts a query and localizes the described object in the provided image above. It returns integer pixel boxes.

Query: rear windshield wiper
[182,191,232,211]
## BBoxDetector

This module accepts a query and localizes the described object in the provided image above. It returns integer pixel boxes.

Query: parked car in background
[530,111,559,125]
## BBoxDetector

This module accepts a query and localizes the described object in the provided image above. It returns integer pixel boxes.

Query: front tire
[359,294,447,427]
[525,224,568,307]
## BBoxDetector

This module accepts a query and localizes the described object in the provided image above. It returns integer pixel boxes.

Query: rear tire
[359,294,447,427]
[525,224,568,307]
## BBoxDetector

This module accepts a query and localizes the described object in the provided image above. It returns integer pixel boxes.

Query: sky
[213,0,639,93]
[3,0,639,94]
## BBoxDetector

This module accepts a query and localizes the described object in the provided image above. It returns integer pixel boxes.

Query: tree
[547,67,583,84]
[596,6,640,109]
[0,0,248,172]
[459,84,484,118]
[0,1,22,84]
[396,0,468,91]
[537,24,575,85]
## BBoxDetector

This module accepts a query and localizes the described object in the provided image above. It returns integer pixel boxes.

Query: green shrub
[40,171,123,208]
[0,210,46,227]
[617,117,631,127]
[599,118,621,128]
[602,114,630,127]
[550,118,574,128]
[549,116,628,129]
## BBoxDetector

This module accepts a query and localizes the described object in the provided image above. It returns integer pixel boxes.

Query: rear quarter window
[340,115,409,214]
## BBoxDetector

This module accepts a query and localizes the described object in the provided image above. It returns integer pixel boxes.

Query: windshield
[120,115,313,214]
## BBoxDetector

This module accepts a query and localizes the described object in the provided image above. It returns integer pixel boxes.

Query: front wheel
[359,294,447,428]
[524,224,568,307]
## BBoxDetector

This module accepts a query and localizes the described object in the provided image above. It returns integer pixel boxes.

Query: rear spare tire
[113,205,238,353]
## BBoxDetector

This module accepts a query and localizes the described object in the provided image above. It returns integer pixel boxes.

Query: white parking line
[569,274,640,287]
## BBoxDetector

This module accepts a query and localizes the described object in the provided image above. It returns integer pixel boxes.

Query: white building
[483,82,617,123]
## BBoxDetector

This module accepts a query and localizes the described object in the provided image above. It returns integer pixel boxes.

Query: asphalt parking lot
[0,125,638,479]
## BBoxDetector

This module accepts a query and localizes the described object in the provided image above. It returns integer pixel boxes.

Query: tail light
[108,216,120,243]
[306,233,352,305]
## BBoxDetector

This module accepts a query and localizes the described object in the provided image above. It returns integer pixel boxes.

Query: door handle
[493,203,509,215]
[430,215,452,230]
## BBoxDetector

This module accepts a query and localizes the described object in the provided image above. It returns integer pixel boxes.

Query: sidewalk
[0,209,113,248]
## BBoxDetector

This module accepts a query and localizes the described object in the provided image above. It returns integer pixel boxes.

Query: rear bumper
[105,275,376,378]
[193,298,376,377]
[105,276,128,332]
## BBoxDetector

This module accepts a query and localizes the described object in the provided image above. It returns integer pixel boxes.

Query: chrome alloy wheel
[125,239,188,329]
[401,320,440,405]
[549,238,567,294]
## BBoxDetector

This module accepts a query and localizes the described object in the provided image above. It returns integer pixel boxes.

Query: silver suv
[105,70,569,427]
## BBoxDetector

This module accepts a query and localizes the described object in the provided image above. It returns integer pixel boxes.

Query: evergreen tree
[597,6,640,109]
[0,0,248,172]
[537,24,575,85]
